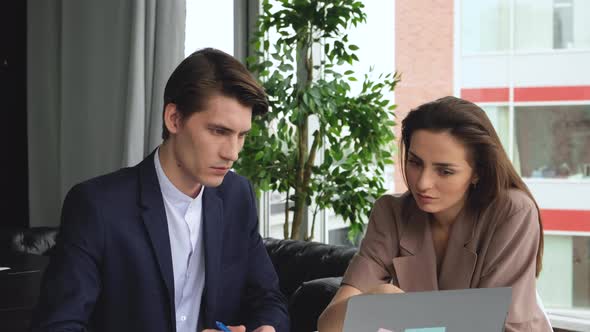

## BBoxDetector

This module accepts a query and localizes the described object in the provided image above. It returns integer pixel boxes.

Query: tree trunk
[284,188,290,239]
[290,30,313,240]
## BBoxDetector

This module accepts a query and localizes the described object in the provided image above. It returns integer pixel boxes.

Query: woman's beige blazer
[342,189,551,331]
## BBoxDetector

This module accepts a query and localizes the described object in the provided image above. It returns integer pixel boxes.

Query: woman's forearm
[317,285,363,332]
[318,283,403,331]
[317,296,353,332]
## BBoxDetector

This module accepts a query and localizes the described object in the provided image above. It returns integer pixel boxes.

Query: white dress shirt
[154,148,206,332]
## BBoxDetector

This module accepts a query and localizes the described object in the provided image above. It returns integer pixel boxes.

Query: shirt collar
[154,147,202,208]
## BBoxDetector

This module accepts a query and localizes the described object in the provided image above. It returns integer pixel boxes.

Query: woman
[318,96,551,331]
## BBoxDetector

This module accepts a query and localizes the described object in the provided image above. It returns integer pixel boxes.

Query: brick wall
[394,0,455,192]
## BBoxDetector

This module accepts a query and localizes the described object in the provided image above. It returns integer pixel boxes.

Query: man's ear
[163,103,182,135]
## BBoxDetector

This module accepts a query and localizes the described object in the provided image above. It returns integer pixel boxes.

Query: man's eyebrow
[408,151,459,167]
[208,123,251,135]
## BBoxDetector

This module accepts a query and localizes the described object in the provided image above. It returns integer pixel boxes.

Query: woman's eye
[438,168,454,176]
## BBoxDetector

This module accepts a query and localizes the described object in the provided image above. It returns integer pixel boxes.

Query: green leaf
[255,151,264,160]
[278,63,294,71]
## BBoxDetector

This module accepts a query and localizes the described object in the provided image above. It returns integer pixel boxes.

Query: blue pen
[215,321,232,332]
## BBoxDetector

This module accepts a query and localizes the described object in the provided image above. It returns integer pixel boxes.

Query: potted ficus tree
[234,0,399,242]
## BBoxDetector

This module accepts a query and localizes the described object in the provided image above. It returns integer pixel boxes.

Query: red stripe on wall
[461,86,590,103]
[515,86,590,102]
[461,88,509,102]
[541,209,590,232]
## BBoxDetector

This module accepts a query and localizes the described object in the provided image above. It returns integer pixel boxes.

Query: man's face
[168,94,252,188]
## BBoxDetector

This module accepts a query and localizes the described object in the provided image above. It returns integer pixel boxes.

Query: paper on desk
[0,267,11,271]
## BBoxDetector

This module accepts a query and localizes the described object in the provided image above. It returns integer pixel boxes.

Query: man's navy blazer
[32,151,289,332]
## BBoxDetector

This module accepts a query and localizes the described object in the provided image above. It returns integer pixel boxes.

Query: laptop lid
[343,287,512,332]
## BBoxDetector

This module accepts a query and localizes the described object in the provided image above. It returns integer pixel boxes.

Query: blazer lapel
[138,151,175,319]
[201,186,224,326]
[438,208,478,290]
[393,202,438,292]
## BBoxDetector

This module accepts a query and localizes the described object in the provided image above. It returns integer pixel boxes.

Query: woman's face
[405,129,478,224]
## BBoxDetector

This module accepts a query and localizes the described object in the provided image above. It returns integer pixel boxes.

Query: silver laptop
[343,287,512,332]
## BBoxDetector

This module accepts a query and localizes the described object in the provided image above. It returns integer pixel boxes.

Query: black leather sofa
[0,227,357,332]
[264,238,357,332]
[0,228,57,332]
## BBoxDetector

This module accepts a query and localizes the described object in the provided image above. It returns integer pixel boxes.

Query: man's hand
[366,283,404,295]
[252,325,275,332]
[202,325,245,332]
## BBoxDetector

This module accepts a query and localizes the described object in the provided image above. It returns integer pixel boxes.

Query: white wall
[462,51,590,88]
[526,180,590,210]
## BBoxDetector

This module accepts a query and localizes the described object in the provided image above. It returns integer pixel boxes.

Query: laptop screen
[343,287,512,332]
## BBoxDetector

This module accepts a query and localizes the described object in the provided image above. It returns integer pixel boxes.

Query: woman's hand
[366,283,404,295]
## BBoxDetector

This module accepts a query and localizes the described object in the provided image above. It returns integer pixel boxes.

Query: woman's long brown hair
[399,96,544,276]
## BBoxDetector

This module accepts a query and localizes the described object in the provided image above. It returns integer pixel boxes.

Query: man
[32,48,289,332]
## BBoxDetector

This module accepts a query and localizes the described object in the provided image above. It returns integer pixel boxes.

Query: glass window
[514,105,590,179]
[185,0,234,56]
[482,106,510,151]
[464,0,590,53]
[573,236,590,308]
[571,0,590,49]
[515,0,590,50]
[462,0,510,53]
[514,0,554,50]
[538,235,590,309]
[554,0,574,49]
[269,191,292,239]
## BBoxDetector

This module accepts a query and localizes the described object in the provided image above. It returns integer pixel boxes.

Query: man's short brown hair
[161,48,268,140]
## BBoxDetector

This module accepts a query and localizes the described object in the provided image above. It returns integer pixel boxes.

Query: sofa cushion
[263,238,357,298]
[289,276,342,332]
[0,227,58,257]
